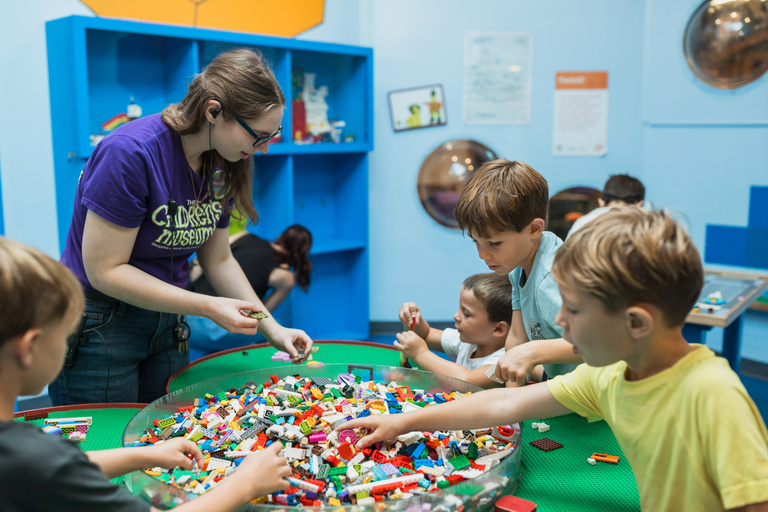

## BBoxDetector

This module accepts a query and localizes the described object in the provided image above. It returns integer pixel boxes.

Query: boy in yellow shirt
[0,237,292,512]
[340,209,768,512]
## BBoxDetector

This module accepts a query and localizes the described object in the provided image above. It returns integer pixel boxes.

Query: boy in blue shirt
[339,209,768,512]
[453,159,581,385]
[0,237,291,512]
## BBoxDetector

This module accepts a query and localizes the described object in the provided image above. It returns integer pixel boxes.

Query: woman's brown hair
[162,48,285,225]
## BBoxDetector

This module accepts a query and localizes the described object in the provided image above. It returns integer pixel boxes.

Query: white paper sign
[463,31,533,124]
[553,71,608,156]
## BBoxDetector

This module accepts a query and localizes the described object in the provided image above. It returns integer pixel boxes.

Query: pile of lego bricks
[131,371,519,507]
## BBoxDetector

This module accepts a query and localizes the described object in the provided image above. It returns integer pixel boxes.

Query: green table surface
[168,340,404,392]
[14,403,147,484]
[517,413,640,511]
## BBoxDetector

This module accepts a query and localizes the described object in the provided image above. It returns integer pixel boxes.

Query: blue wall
[359,0,646,320]
[1,0,767,362]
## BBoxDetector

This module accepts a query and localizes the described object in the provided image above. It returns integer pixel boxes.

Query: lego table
[167,340,405,393]
[13,403,147,484]
[683,269,768,373]
[14,404,639,511]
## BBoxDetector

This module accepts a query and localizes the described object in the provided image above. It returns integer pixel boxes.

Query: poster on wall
[463,31,533,124]
[388,84,447,132]
[552,71,608,157]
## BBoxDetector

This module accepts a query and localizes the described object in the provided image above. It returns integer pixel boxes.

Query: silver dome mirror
[683,0,768,89]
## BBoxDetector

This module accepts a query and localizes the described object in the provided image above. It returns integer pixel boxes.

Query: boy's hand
[398,302,432,339]
[152,438,203,470]
[398,302,422,330]
[394,331,429,359]
[335,415,403,449]
[234,442,292,497]
[496,344,536,386]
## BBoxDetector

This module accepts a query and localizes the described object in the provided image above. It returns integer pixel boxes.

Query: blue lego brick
[748,187,768,228]
[705,225,747,266]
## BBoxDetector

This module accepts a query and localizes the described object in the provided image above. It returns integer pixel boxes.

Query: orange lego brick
[590,452,620,464]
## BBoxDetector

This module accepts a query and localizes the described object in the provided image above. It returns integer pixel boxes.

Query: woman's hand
[205,297,262,334]
[268,327,313,363]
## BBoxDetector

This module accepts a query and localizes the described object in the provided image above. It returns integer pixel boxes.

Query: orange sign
[555,71,608,90]
[80,0,325,37]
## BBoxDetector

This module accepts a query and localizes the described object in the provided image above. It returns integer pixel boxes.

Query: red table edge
[166,339,403,394]
[14,402,149,420]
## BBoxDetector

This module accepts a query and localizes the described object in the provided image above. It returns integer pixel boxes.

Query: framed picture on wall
[388,84,447,132]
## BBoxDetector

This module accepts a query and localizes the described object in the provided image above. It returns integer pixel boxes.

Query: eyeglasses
[235,118,282,147]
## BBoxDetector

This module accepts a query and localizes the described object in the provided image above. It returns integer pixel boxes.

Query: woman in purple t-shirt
[52,49,313,406]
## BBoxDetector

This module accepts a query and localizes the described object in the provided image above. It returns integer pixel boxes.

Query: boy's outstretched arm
[338,382,571,449]
[395,331,502,388]
[86,438,202,479]
[161,442,292,512]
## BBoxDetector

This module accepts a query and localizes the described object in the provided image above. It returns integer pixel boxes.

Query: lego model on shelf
[122,364,522,511]
[46,15,373,340]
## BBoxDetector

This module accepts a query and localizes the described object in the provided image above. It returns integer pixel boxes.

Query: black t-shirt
[0,421,150,512]
[189,234,280,298]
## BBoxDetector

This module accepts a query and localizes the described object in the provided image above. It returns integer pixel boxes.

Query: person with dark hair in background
[567,173,645,239]
[187,224,313,359]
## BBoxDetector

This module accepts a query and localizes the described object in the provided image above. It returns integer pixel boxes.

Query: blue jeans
[48,298,189,406]
[187,315,266,361]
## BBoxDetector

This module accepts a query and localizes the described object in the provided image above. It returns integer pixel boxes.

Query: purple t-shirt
[61,113,230,290]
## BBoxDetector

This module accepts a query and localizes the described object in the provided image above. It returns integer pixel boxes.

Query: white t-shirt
[567,206,624,239]
[440,328,505,370]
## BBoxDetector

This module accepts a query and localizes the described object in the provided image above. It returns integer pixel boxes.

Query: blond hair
[162,48,285,225]
[454,159,549,238]
[552,209,703,327]
[462,273,513,324]
[0,237,84,345]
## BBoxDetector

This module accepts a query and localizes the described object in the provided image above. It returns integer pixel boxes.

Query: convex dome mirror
[683,0,768,89]
[417,140,498,229]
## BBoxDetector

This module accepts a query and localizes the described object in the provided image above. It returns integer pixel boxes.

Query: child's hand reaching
[394,331,429,360]
[335,414,404,450]
[151,438,203,471]
[495,343,536,386]
[233,442,292,497]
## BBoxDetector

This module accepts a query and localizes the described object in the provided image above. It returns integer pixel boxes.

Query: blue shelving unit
[45,15,373,340]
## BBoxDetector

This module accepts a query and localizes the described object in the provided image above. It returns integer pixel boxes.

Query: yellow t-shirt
[547,345,768,511]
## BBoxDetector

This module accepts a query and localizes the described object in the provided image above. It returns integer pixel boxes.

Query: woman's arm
[197,228,312,359]
[82,211,259,335]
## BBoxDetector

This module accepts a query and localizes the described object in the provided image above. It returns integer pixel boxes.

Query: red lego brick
[495,495,537,512]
